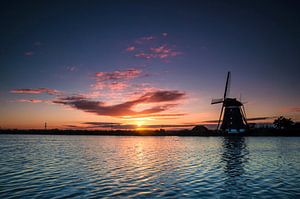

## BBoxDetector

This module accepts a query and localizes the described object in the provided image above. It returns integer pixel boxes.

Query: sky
[0,0,299,129]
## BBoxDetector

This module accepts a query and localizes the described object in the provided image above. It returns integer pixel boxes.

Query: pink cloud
[66,121,194,130]
[17,99,48,103]
[150,45,171,53]
[81,91,102,98]
[292,107,300,112]
[134,36,156,44]
[93,82,128,90]
[134,45,182,60]
[53,90,185,117]
[92,68,143,90]
[11,88,61,95]
[283,107,300,113]
[126,34,182,61]
[134,52,156,59]
[95,68,141,81]
[126,46,135,52]
[121,113,186,119]
[108,82,128,90]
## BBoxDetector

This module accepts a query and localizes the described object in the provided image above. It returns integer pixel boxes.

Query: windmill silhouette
[211,72,248,133]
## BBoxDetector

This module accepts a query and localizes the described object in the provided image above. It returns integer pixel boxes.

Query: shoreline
[0,129,299,137]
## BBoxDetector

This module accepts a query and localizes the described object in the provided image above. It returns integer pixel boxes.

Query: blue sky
[0,0,299,129]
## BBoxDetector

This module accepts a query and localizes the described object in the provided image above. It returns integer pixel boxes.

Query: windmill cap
[224,98,243,106]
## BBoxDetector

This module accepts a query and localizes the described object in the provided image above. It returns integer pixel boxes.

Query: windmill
[211,72,248,133]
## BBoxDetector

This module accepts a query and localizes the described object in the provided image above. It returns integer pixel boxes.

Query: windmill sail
[203,116,274,123]
[223,71,231,99]
[211,98,223,104]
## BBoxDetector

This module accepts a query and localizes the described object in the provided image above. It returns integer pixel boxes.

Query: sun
[121,116,153,130]
[133,118,149,130]
[136,120,145,127]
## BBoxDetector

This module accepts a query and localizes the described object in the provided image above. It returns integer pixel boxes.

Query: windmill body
[221,98,247,133]
[212,72,248,133]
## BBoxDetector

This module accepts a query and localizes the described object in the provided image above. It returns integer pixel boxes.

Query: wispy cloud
[16,99,49,103]
[54,90,185,117]
[135,36,155,44]
[92,68,143,90]
[57,95,87,101]
[24,51,34,56]
[126,33,182,61]
[137,45,181,59]
[95,68,141,81]
[121,113,186,119]
[66,66,77,72]
[287,107,300,112]
[11,88,61,95]
[65,121,195,130]
[126,46,135,52]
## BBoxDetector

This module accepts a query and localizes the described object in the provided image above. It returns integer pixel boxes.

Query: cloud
[83,122,121,126]
[82,91,102,98]
[58,95,87,101]
[134,45,182,60]
[285,107,300,113]
[11,88,61,95]
[53,90,185,117]
[203,116,276,123]
[16,99,48,103]
[108,82,128,90]
[80,122,124,128]
[140,90,185,102]
[95,68,141,81]
[66,121,195,130]
[65,123,135,129]
[126,34,182,61]
[126,46,135,52]
[150,45,171,53]
[66,66,77,72]
[92,68,143,90]
[134,52,157,59]
[24,51,34,56]
[121,113,186,119]
[141,36,155,41]
[135,36,155,44]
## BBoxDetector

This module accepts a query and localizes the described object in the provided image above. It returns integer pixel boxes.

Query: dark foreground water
[0,135,299,198]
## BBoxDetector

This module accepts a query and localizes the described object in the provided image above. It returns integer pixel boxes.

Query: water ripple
[0,135,299,198]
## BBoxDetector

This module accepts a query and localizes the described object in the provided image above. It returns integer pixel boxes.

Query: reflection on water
[222,137,248,177]
[0,135,299,198]
[221,137,249,197]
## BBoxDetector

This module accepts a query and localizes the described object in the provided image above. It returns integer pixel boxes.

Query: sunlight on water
[0,135,299,198]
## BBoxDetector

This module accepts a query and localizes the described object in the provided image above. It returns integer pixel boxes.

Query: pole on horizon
[45,122,47,130]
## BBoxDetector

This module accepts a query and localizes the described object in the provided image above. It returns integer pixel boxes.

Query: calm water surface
[0,135,299,198]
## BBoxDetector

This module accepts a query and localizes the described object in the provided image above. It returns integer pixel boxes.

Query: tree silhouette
[273,116,294,129]
[192,125,209,133]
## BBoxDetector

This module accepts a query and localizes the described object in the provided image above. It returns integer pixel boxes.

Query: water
[0,135,299,198]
